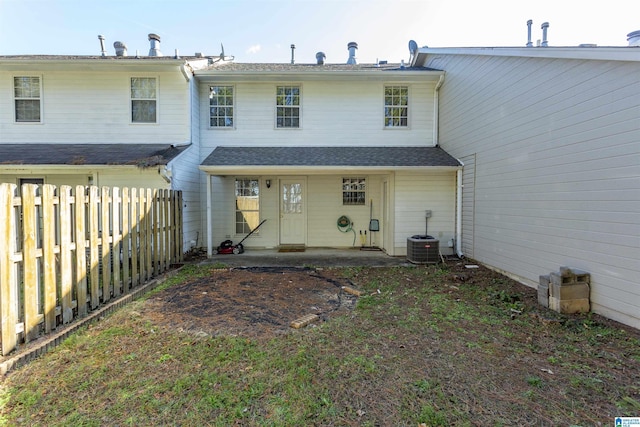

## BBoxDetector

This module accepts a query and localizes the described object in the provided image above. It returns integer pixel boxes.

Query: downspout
[433,74,445,146]
[456,165,464,258]
[206,175,213,257]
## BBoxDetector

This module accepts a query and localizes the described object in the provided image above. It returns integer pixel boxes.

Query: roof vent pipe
[627,30,640,46]
[315,51,326,65]
[290,44,295,64]
[347,41,358,64]
[98,35,107,56]
[113,41,128,57]
[526,20,533,47]
[541,22,549,47]
[148,33,162,56]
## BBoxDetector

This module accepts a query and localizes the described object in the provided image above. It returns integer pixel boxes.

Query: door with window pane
[280,179,305,245]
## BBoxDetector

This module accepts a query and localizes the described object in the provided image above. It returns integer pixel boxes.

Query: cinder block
[550,272,574,286]
[559,266,575,278]
[570,269,590,284]
[550,282,590,300]
[549,297,590,314]
[538,275,550,308]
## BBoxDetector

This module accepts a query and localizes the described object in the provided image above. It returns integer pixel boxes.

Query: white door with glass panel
[280,179,305,244]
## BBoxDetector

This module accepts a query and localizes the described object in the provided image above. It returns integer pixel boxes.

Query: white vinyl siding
[393,171,457,255]
[427,52,640,328]
[199,80,435,150]
[0,70,188,144]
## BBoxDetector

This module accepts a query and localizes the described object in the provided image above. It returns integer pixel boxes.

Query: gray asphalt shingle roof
[204,62,441,73]
[0,144,189,166]
[201,146,460,168]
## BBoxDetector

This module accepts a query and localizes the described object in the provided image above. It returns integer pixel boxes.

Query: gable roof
[200,146,460,173]
[0,144,189,167]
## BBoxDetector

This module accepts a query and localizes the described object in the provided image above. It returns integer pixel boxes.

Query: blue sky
[1,0,638,63]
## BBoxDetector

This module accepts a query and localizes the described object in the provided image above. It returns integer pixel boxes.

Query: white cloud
[246,44,261,54]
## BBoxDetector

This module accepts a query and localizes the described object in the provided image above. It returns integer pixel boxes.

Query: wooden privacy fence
[0,183,183,356]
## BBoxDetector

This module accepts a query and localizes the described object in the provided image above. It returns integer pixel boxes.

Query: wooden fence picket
[75,185,88,317]
[0,184,182,356]
[0,183,18,356]
[42,184,57,335]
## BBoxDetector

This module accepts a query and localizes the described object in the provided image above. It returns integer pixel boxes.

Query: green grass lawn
[1,263,639,426]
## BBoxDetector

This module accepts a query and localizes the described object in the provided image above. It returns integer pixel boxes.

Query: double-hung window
[14,76,41,122]
[384,85,408,128]
[235,178,260,234]
[276,85,300,128]
[209,86,234,128]
[131,77,157,123]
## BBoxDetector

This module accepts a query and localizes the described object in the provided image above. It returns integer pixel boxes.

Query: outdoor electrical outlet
[425,210,432,218]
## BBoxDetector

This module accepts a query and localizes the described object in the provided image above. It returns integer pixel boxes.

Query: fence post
[75,185,88,317]
[0,183,18,355]
[176,191,183,263]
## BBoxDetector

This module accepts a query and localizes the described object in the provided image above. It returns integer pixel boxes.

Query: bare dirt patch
[140,267,357,338]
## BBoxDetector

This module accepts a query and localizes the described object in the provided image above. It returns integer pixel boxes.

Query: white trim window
[209,85,234,128]
[14,76,41,122]
[343,177,366,205]
[276,85,300,128]
[131,77,157,123]
[235,178,260,234]
[384,85,408,128]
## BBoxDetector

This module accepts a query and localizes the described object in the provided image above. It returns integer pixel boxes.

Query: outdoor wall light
[266,179,271,188]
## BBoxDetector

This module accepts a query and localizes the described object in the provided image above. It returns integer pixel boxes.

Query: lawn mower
[212,219,267,255]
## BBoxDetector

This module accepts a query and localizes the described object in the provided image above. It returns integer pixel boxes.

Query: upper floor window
[276,85,300,128]
[14,76,41,122]
[384,85,408,128]
[209,86,234,128]
[131,77,156,123]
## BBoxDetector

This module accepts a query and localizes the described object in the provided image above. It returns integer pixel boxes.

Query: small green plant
[526,376,543,387]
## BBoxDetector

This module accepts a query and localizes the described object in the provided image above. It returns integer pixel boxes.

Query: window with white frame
[384,85,408,127]
[276,85,300,128]
[131,77,157,123]
[209,86,234,127]
[14,76,41,122]
[235,178,260,234]
[342,177,366,205]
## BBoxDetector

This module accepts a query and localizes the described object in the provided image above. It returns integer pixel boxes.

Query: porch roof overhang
[0,143,190,169]
[199,146,462,175]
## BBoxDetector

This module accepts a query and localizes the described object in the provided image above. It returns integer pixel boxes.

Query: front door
[280,179,305,245]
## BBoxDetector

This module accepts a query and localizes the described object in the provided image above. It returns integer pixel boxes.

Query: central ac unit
[406,235,439,264]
